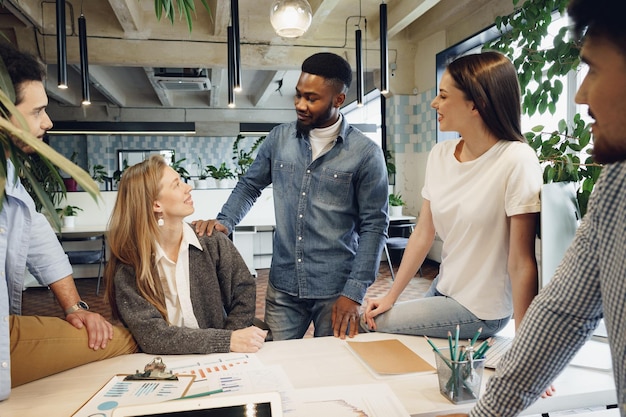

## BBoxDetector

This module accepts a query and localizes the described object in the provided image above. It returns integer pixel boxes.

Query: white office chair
[384,223,422,280]
[59,234,106,295]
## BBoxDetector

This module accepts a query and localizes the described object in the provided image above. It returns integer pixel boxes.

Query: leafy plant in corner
[485,0,601,216]
[0,58,99,231]
[207,162,235,180]
[232,134,266,179]
[194,157,211,180]
[389,193,405,207]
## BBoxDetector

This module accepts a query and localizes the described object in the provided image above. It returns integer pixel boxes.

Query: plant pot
[63,216,76,228]
[194,179,208,189]
[214,179,226,189]
[390,205,403,217]
[63,178,78,192]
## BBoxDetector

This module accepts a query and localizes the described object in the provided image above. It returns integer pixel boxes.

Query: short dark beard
[296,120,312,137]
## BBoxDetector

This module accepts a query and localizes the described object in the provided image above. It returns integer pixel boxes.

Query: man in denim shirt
[198,53,389,340]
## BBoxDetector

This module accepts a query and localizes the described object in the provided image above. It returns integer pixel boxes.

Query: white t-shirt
[154,222,203,327]
[422,139,542,319]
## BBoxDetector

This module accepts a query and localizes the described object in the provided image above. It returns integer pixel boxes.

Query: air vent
[156,78,211,91]
[153,68,211,91]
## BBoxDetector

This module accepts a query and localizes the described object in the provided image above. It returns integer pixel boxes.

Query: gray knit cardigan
[113,231,256,354]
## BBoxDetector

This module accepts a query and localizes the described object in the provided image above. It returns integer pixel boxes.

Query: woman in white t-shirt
[362,51,542,339]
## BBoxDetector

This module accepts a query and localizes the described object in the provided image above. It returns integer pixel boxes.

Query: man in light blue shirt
[197,53,389,340]
[0,43,136,400]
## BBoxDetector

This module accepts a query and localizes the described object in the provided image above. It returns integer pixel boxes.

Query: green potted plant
[232,134,266,179]
[56,205,83,228]
[193,157,211,189]
[170,157,191,182]
[487,0,602,216]
[90,163,108,189]
[389,193,405,217]
[207,162,235,188]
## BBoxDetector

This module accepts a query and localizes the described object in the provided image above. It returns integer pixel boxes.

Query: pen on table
[447,331,454,361]
[177,388,223,399]
[470,327,482,347]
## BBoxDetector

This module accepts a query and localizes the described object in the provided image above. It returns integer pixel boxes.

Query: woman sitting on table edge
[105,155,268,354]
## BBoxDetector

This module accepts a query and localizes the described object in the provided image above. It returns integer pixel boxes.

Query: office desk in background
[0,333,615,417]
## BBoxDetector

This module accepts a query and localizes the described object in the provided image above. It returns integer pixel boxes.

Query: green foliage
[207,162,235,180]
[486,0,577,117]
[486,0,601,216]
[56,205,83,217]
[384,149,396,176]
[153,0,212,32]
[389,193,405,207]
[232,134,266,179]
[170,157,191,180]
[90,164,107,184]
[0,59,99,230]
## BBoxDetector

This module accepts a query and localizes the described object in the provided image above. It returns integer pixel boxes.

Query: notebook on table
[111,391,283,417]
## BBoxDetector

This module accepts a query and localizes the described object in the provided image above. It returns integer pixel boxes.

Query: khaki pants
[9,315,138,387]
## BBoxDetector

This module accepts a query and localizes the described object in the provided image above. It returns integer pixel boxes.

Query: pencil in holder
[433,347,485,404]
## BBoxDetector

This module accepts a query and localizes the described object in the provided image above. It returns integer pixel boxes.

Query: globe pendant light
[270,0,313,38]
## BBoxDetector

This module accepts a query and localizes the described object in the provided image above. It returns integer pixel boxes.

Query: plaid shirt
[471,161,626,417]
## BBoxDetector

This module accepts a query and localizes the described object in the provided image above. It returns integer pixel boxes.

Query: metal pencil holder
[433,347,485,404]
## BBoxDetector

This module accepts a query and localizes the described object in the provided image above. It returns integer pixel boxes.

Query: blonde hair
[105,154,169,322]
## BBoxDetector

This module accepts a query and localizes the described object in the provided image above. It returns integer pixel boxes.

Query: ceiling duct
[153,68,211,91]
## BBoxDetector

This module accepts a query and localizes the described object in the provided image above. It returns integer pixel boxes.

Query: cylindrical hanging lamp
[227,25,236,108]
[78,13,90,105]
[379,3,389,94]
[231,0,241,92]
[356,28,364,107]
[270,0,312,38]
[56,0,67,89]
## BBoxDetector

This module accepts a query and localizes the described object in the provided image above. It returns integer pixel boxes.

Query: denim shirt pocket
[273,160,295,198]
[317,168,353,207]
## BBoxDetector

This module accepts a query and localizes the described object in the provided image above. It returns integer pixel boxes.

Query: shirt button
[333,174,338,178]
[298,236,302,240]
[298,259,302,262]
[3,316,8,322]
[280,164,284,168]
[299,214,303,218]
[306,170,311,173]
[1,362,7,368]
[0,228,5,234]
[302,192,306,196]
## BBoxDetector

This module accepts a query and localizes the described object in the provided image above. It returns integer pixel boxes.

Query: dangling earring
[157,215,164,227]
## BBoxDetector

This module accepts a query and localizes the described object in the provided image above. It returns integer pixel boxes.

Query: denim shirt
[0,161,72,400]
[217,118,389,303]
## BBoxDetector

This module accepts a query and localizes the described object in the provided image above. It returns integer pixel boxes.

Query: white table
[0,333,615,417]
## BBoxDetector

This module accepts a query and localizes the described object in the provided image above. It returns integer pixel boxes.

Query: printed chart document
[346,339,436,376]
[72,374,195,417]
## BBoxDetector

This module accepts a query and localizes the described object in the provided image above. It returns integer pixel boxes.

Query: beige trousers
[9,315,138,387]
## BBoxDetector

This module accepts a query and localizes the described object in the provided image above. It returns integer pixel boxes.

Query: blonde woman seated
[105,155,267,354]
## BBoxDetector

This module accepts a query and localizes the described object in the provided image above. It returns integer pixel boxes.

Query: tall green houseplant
[486,0,601,216]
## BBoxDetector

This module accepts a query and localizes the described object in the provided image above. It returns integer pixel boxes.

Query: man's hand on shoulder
[65,310,114,350]
[191,219,229,236]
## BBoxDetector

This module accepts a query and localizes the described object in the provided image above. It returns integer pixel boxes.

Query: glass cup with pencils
[426,326,491,404]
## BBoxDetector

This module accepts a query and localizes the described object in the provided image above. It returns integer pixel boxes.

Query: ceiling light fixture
[78,12,90,105]
[231,0,241,92]
[379,2,389,94]
[227,25,236,108]
[56,0,67,89]
[355,27,364,107]
[270,0,312,38]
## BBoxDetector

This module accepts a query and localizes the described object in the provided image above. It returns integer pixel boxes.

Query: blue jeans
[360,276,510,339]
[264,281,338,340]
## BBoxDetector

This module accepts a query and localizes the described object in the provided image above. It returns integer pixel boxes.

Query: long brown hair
[447,51,524,142]
[105,155,169,321]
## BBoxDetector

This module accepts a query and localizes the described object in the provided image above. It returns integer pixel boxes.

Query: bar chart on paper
[168,354,257,383]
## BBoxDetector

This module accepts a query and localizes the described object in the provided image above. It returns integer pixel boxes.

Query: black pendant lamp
[56,0,67,89]
[78,13,90,105]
